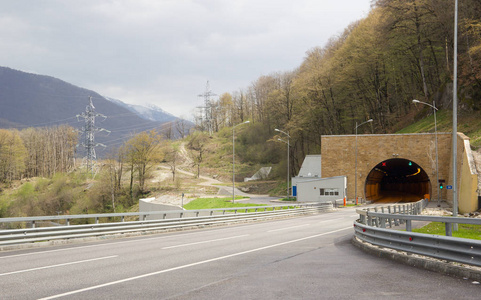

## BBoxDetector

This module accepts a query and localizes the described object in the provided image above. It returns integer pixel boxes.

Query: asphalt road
[0,207,479,299]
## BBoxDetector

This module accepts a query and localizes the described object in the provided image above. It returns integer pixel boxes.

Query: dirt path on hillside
[149,142,273,206]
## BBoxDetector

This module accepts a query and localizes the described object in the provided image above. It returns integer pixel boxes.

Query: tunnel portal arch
[365,158,431,203]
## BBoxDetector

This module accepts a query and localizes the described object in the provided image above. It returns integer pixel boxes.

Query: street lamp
[412,99,440,207]
[233,121,250,202]
[452,0,459,229]
[275,129,291,201]
[277,138,290,200]
[355,119,373,205]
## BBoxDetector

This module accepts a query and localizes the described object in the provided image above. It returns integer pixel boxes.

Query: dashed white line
[0,255,118,277]
[267,224,310,232]
[161,235,249,249]
[38,227,352,300]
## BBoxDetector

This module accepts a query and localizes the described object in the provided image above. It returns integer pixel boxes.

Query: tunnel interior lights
[406,168,421,177]
[374,167,388,175]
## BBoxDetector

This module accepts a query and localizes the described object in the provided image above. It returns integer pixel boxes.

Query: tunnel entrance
[365,158,430,203]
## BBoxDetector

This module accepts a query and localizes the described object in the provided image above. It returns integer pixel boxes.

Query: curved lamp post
[412,99,440,207]
[355,119,373,205]
[233,121,250,202]
[275,129,291,200]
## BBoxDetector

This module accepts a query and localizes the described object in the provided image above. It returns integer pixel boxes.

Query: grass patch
[413,222,481,240]
[396,109,451,134]
[280,197,297,201]
[183,197,263,210]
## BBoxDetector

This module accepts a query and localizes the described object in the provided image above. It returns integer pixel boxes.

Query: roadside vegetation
[413,222,481,240]
[183,197,260,210]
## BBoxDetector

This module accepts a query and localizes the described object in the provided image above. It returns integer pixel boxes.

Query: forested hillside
[203,0,481,175]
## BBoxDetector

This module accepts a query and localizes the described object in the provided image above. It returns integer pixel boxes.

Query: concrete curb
[351,236,481,282]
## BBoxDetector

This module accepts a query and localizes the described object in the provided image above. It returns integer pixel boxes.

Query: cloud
[0,0,371,117]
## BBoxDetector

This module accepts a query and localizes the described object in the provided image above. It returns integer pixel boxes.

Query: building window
[320,188,339,196]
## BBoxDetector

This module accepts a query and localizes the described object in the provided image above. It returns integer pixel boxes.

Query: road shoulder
[351,236,481,282]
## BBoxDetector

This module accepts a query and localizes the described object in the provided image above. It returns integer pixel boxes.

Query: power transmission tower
[197,81,216,135]
[77,97,110,176]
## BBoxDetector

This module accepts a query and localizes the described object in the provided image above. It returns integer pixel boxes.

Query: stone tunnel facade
[321,133,454,205]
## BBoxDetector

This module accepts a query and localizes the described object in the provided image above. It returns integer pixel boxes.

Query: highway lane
[0,207,479,299]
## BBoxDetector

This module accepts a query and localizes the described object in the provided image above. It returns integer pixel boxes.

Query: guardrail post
[196,212,199,217]
[393,206,399,226]
[163,214,167,219]
[367,209,372,226]
[95,217,99,224]
[373,207,378,227]
[399,206,405,224]
[380,217,386,228]
[406,220,412,232]
[121,216,125,222]
[360,214,366,224]
[31,221,35,228]
[445,222,452,236]
[66,219,70,226]
[180,212,184,218]
[387,206,392,228]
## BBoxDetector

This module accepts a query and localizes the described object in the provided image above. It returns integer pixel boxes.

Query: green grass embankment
[413,222,481,240]
[183,197,261,210]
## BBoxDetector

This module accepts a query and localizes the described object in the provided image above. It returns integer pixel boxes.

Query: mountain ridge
[0,66,190,155]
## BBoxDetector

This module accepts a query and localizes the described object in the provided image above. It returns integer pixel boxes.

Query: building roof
[297,154,321,177]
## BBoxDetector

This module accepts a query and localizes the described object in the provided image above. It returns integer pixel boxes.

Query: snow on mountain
[104,97,177,123]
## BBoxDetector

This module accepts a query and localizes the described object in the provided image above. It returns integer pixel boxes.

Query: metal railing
[354,199,481,267]
[0,203,332,247]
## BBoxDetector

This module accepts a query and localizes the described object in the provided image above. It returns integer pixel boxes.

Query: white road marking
[38,226,352,300]
[318,217,344,224]
[2,214,343,260]
[0,229,233,260]
[161,235,249,249]
[0,255,118,277]
[267,224,310,232]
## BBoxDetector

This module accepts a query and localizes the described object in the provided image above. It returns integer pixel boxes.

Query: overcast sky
[1,0,372,119]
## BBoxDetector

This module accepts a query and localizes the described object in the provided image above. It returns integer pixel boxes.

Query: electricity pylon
[197,81,216,135]
[77,97,110,176]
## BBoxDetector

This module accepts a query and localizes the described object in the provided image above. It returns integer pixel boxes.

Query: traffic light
[408,161,412,166]
[439,182,444,189]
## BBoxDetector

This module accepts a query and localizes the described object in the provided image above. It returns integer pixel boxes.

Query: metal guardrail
[354,199,481,267]
[0,203,332,247]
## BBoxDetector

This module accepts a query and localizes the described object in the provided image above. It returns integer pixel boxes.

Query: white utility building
[292,155,347,203]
